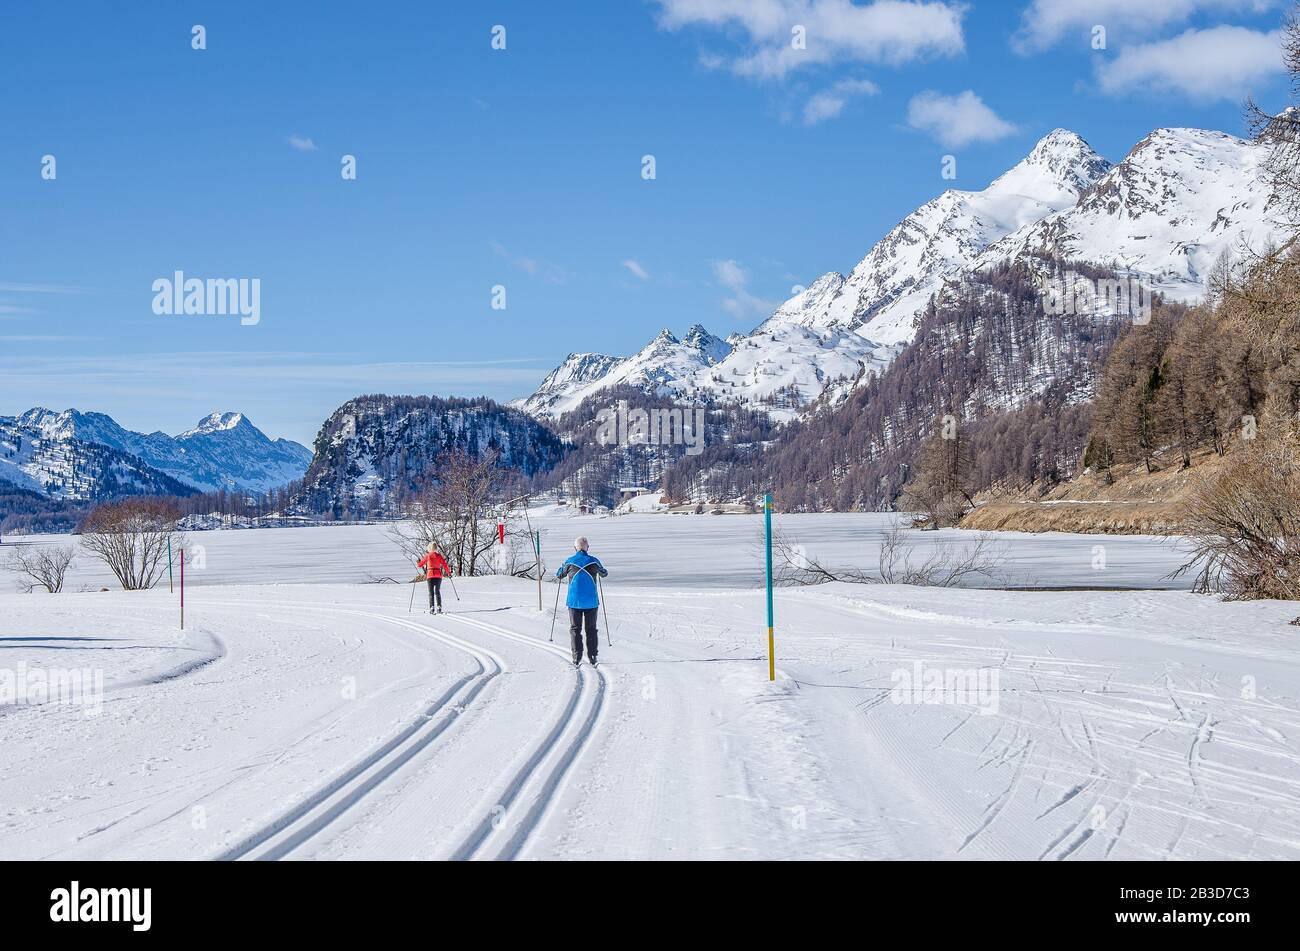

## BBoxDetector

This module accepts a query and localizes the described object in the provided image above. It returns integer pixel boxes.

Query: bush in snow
[79,498,186,590]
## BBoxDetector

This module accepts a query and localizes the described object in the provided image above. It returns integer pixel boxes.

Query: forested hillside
[663,260,1130,510]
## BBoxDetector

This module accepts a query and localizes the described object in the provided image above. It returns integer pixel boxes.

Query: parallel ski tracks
[210,600,603,861]
[214,608,505,860]
[441,612,606,860]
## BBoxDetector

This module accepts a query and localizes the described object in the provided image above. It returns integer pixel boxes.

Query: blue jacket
[557,552,608,609]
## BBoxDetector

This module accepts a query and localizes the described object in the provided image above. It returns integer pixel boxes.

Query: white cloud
[287,134,318,152]
[906,90,1017,148]
[1014,0,1277,53]
[711,259,775,319]
[622,259,651,280]
[1096,25,1284,101]
[656,0,966,78]
[803,77,880,124]
[491,241,568,284]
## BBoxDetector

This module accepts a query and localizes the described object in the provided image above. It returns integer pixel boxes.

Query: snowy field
[2,513,1298,860]
[17,511,1195,591]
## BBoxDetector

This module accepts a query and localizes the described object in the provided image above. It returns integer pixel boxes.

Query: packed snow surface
[2,514,1297,860]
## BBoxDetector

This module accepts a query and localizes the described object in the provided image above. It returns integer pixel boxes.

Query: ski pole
[548,574,563,642]
[596,574,611,647]
[408,577,417,613]
[446,573,460,601]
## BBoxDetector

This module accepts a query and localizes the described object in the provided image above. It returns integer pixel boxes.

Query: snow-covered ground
[16,512,1195,591]
[2,517,1297,860]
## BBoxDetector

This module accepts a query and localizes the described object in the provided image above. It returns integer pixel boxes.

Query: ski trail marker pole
[167,537,174,594]
[180,548,185,632]
[596,573,611,647]
[535,531,542,611]
[764,493,774,682]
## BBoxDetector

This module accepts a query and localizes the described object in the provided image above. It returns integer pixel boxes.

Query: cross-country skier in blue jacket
[557,536,608,668]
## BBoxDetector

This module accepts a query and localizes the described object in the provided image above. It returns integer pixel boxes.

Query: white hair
[574,536,589,552]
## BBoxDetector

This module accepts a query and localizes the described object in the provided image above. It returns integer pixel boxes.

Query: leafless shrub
[4,543,75,593]
[766,524,1006,588]
[767,527,868,585]
[79,498,185,590]
[876,526,1007,587]
[1176,431,1300,601]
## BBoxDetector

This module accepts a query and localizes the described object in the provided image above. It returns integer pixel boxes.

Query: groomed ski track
[216,600,607,861]
[5,572,1300,861]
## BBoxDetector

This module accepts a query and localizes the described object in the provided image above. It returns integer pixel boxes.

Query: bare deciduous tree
[4,543,75,593]
[79,498,185,590]
[1247,3,1300,225]
[391,450,537,578]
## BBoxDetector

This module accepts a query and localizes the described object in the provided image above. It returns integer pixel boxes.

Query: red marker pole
[498,523,504,545]
[180,548,185,631]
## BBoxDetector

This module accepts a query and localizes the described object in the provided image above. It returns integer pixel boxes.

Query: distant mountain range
[4,125,1285,516]
[515,127,1281,424]
[0,408,312,502]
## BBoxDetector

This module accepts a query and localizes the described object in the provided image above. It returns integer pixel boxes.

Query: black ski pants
[427,577,443,609]
[569,607,598,663]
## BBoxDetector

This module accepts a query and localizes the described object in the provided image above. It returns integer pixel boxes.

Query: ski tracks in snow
[213,602,605,861]
[215,609,508,860]
[439,613,606,860]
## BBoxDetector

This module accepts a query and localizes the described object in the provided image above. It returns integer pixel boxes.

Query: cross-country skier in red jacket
[417,543,451,614]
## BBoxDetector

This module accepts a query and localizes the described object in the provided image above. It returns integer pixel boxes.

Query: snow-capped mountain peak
[977,127,1280,298]
[751,128,1113,348]
[510,352,627,418]
[180,411,248,437]
[513,326,735,418]
[682,323,731,362]
[987,129,1114,206]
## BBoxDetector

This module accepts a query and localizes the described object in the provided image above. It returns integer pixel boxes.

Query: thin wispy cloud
[803,77,880,125]
[1096,26,1284,101]
[490,241,568,284]
[656,0,966,79]
[287,134,318,152]
[711,259,775,321]
[907,90,1017,148]
[622,259,651,280]
[0,335,93,342]
[0,282,93,294]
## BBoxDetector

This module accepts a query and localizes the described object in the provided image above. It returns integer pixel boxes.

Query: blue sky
[0,0,1291,445]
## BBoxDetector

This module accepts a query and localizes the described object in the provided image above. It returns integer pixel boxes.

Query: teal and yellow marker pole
[764,493,775,681]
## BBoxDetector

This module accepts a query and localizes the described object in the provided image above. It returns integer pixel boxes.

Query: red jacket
[418,552,450,579]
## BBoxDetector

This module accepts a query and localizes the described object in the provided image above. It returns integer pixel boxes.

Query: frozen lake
[10,511,1196,592]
